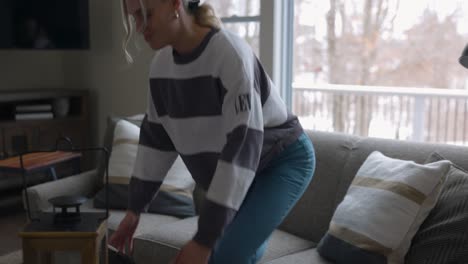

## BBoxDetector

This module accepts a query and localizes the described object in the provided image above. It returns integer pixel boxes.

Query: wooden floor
[0,206,26,256]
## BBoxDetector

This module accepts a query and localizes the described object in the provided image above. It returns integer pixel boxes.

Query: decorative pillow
[94,118,196,218]
[95,115,144,189]
[405,152,468,264]
[317,151,451,264]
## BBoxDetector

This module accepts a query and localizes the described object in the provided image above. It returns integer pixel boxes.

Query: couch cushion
[279,130,359,242]
[42,199,180,264]
[45,198,180,236]
[317,151,450,264]
[405,152,468,264]
[259,230,316,263]
[265,249,332,264]
[132,216,315,264]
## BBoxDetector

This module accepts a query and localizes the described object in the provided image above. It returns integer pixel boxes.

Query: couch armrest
[22,169,98,214]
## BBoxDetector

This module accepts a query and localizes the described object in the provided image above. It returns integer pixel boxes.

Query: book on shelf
[15,104,52,113]
[15,112,54,120]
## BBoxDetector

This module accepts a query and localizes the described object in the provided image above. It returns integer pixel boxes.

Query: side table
[18,212,108,264]
[0,151,82,181]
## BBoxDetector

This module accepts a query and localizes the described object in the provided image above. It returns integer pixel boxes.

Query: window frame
[221,16,261,23]
[217,1,293,109]
[258,0,294,109]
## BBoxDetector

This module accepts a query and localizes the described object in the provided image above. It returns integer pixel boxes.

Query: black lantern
[459,44,468,69]
[21,137,110,227]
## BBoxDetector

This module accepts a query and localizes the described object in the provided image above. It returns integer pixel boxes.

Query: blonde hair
[120,0,222,63]
[187,1,222,29]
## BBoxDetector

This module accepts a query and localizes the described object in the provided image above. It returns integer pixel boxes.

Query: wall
[0,0,66,91]
[0,51,65,90]
[63,0,153,146]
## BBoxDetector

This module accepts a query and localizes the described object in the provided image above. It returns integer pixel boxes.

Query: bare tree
[294,0,468,139]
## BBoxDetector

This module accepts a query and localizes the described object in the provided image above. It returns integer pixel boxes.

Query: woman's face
[126,0,178,50]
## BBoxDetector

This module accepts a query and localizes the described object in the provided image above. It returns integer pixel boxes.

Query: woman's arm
[193,48,265,248]
[127,92,179,214]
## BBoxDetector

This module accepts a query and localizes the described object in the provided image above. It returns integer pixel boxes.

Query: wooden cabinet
[0,90,91,208]
[0,90,91,168]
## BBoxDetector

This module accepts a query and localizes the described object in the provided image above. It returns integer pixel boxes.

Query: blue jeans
[208,132,316,264]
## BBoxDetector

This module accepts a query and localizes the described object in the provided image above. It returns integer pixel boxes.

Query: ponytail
[188,3,222,29]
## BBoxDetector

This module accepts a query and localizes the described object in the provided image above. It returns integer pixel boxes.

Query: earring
[175,11,179,19]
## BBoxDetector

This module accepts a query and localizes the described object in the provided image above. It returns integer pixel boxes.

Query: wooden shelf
[0,90,91,162]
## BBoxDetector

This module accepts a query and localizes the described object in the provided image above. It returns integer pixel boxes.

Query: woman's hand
[171,240,212,264]
[109,210,140,254]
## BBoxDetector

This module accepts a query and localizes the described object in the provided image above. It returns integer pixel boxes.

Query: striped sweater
[128,28,303,247]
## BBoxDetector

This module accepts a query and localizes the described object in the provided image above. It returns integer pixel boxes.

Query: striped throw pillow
[94,119,196,218]
[317,151,451,264]
[107,119,140,185]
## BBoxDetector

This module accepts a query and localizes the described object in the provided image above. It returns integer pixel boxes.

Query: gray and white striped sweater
[128,28,303,247]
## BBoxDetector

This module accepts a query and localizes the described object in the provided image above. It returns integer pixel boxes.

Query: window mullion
[268,0,294,109]
[221,16,261,23]
[283,0,294,109]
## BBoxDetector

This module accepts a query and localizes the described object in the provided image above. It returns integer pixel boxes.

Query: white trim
[282,0,294,109]
[221,16,261,23]
[271,0,283,89]
[259,0,275,79]
[217,1,289,104]
[259,0,293,108]
[259,0,287,96]
[292,83,468,98]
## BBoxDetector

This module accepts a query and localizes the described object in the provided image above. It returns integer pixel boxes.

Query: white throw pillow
[108,119,140,184]
[94,118,196,217]
[108,119,194,194]
[317,151,451,264]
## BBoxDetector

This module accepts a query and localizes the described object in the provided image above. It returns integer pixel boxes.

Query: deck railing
[292,83,468,146]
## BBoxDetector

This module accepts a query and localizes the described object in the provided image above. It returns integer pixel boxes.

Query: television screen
[0,0,89,50]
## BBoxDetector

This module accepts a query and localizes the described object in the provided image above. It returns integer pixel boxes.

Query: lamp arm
[55,136,74,151]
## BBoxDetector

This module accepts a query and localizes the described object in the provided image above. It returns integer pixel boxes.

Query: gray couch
[24,130,468,263]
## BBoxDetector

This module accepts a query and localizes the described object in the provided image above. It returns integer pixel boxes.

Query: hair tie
[188,0,200,11]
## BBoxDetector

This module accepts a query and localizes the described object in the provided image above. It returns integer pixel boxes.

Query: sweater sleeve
[128,91,178,215]
[193,49,264,247]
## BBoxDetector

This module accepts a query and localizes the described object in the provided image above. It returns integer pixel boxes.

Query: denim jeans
[209,132,316,264]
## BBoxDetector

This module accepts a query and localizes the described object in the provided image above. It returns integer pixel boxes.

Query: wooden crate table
[19,212,108,264]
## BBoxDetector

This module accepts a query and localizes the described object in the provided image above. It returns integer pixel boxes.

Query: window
[205,0,261,56]
[290,0,468,145]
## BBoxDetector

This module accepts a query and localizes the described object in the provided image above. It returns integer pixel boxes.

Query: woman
[109,0,316,263]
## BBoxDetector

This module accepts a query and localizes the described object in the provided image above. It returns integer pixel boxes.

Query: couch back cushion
[279,130,468,243]
[279,130,359,242]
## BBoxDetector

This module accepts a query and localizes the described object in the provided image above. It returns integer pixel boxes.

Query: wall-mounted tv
[0,0,90,50]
